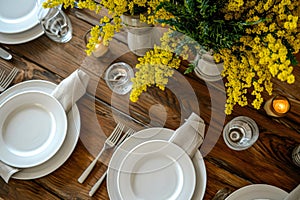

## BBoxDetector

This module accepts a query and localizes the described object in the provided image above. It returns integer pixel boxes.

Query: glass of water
[223,116,259,151]
[38,7,72,43]
[104,62,134,95]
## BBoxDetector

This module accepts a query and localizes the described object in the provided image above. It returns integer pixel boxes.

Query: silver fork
[89,128,136,196]
[0,67,18,92]
[78,122,124,183]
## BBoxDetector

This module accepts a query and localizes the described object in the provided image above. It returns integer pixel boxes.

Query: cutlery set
[77,122,136,196]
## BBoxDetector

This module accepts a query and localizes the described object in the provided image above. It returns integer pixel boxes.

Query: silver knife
[0,47,12,60]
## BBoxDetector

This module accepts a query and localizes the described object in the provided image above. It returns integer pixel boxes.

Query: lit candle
[84,29,109,58]
[92,40,108,58]
[264,95,290,117]
[272,99,290,114]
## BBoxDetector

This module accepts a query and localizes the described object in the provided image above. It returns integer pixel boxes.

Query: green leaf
[184,64,195,74]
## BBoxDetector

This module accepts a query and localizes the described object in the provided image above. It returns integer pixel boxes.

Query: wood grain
[0,7,299,200]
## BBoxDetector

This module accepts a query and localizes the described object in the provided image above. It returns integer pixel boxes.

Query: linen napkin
[169,112,205,157]
[51,69,90,112]
[0,69,89,183]
[284,184,300,200]
[0,161,20,183]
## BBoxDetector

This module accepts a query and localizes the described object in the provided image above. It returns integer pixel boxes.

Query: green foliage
[156,0,247,53]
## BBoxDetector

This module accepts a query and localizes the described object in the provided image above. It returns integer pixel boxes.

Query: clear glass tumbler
[38,7,72,43]
[104,62,134,95]
[223,116,259,151]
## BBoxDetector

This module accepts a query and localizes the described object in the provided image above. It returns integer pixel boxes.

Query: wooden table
[0,8,299,200]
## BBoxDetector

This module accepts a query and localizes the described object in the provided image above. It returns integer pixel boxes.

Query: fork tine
[0,70,5,84]
[2,68,18,89]
[110,123,124,143]
[1,68,14,85]
[107,122,121,140]
[116,128,135,147]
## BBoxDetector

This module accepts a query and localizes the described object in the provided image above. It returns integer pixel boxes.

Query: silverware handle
[0,48,12,60]
[89,170,108,196]
[78,147,105,183]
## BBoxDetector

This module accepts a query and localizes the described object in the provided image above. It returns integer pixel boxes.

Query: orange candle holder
[263,95,291,117]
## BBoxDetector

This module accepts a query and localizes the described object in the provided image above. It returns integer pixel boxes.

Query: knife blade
[0,47,12,60]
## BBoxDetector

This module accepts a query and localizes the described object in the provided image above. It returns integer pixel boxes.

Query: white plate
[117,140,196,200]
[107,127,207,200]
[0,80,80,179]
[0,91,67,168]
[0,23,43,44]
[0,4,62,44]
[0,0,47,34]
[225,184,288,200]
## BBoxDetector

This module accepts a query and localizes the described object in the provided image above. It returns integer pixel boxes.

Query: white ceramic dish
[0,91,67,168]
[225,184,288,200]
[107,127,207,200]
[0,0,47,34]
[0,80,80,179]
[117,140,196,200]
[0,23,44,44]
[0,4,62,44]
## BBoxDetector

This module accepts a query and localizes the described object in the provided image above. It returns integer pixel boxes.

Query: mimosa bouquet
[130,0,300,114]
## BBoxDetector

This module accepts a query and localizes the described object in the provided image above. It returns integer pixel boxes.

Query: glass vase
[121,14,156,56]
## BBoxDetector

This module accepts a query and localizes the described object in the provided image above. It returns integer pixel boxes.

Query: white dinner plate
[107,127,207,200]
[0,80,80,179]
[0,0,47,34]
[0,91,67,168]
[0,23,44,44]
[225,184,288,200]
[117,140,196,200]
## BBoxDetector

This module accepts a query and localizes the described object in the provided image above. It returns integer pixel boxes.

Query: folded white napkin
[169,112,205,157]
[51,69,90,112]
[0,161,20,183]
[0,69,89,183]
[284,184,300,200]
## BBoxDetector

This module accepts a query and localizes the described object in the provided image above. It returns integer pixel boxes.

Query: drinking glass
[104,62,134,95]
[38,7,72,43]
[223,116,259,151]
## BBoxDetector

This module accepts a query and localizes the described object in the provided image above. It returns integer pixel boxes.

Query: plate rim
[0,5,61,44]
[225,184,288,200]
[0,90,68,168]
[107,127,207,200]
[0,80,81,179]
[0,0,45,34]
[117,139,196,200]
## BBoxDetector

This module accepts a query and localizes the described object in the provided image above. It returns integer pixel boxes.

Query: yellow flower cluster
[130,45,181,102]
[133,0,299,115]
[215,0,300,114]
[43,0,168,54]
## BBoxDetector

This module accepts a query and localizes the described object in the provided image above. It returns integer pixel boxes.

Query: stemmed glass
[38,7,72,43]
[223,116,259,151]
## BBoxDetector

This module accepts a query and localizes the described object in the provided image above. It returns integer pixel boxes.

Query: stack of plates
[107,128,207,200]
[0,0,49,44]
[0,80,81,179]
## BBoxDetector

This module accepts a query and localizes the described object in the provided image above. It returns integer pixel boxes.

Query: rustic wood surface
[0,8,299,200]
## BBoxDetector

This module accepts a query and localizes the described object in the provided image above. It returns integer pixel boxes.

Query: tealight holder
[263,95,291,117]
[84,29,109,58]
[223,116,259,151]
[292,144,300,167]
[104,62,134,95]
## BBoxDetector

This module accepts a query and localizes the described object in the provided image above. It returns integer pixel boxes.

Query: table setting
[0,0,300,199]
[0,69,89,182]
